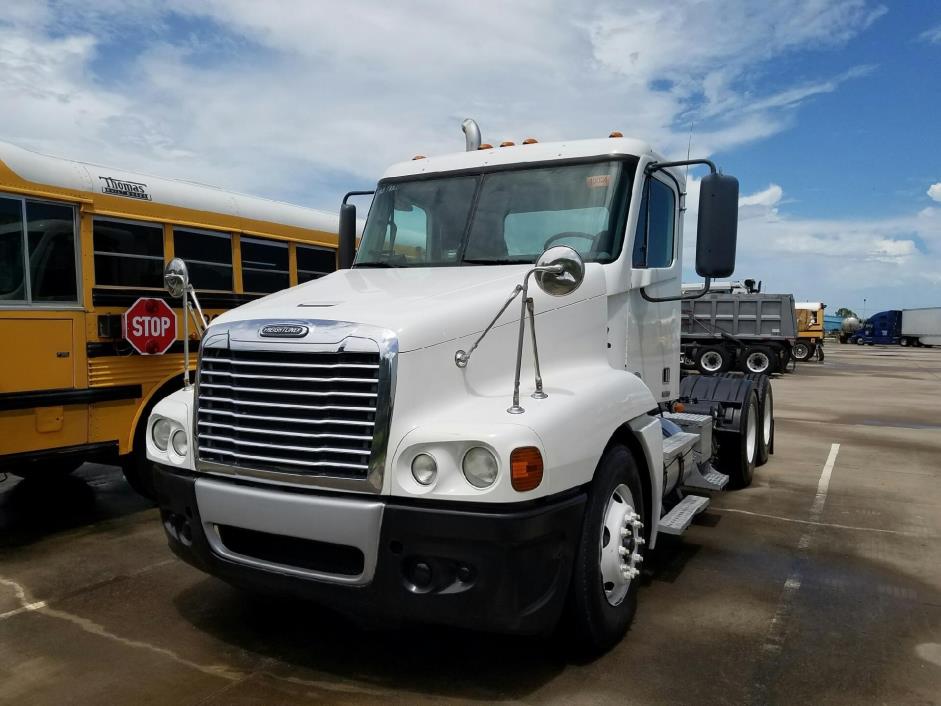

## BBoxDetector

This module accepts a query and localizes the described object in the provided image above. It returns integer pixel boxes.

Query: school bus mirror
[164,258,189,298]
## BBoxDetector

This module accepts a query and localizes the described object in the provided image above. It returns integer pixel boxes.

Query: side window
[0,196,78,304]
[241,236,289,293]
[26,201,78,302]
[174,228,232,291]
[297,244,336,284]
[94,219,164,288]
[632,178,676,269]
[0,197,25,301]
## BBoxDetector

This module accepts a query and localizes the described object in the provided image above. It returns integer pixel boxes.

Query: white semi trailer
[901,308,941,347]
[146,122,774,652]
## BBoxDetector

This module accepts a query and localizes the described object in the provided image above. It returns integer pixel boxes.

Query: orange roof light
[522,138,538,144]
[673,402,686,413]
[499,141,515,147]
[478,143,493,150]
[511,447,544,492]
[609,131,623,138]
[411,155,426,160]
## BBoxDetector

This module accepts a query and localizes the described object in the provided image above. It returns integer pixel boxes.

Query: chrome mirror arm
[508,264,563,414]
[455,284,524,368]
[527,297,547,400]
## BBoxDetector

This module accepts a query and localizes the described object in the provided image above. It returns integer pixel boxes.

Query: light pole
[863,298,867,320]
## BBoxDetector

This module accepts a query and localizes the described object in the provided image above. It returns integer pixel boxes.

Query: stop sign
[123,297,178,355]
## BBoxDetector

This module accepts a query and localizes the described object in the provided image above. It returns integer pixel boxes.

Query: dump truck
[680,290,798,374]
[146,121,775,653]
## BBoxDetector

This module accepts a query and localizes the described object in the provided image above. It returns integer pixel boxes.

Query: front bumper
[154,464,586,635]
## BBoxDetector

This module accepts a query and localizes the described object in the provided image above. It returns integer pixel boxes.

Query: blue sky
[1,0,940,315]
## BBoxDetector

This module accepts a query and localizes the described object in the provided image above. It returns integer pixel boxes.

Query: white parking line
[762,443,841,651]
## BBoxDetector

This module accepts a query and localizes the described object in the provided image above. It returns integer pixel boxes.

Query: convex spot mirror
[535,246,585,296]
[164,258,189,298]
[695,173,739,278]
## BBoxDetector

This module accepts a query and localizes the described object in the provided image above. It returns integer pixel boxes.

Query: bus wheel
[10,458,83,480]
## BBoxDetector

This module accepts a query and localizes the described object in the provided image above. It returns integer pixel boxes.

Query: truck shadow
[170,535,702,700]
[0,464,152,548]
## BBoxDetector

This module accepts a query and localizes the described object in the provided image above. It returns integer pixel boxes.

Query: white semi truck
[146,122,774,652]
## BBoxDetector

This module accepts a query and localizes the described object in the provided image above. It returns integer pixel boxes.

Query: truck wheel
[9,458,83,480]
[856,338,865,346]
[900,338,909,347]
[792,342,814,361]
[696,346,730,375]
[717,391,759,488]
[839,335,847,344]
[739,374,773,465]
[566,444,646,655]
[740,346,778,375]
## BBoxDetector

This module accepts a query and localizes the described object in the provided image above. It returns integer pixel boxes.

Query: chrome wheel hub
[599,483,644,607]
[746,351,770,373]
[701,352,723,372]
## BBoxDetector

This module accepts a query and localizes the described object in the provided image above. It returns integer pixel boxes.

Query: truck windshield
[355,159,633,267]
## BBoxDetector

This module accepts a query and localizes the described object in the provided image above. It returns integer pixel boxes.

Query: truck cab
[851,310,902,345]
[146,124,771,652]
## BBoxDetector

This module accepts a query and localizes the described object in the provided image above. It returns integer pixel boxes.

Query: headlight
[171,429,188,456]
[462,446,498,488]
[410,453,437,485]
[152,418,173,451]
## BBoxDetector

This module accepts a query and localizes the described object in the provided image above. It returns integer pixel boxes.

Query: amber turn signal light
[511,447,543,491]
[673,402,686,413]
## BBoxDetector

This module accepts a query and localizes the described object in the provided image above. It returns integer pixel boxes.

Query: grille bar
[197,345,382,480]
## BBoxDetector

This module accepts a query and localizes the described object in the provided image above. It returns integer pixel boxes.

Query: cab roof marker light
[522,138,538,144]
[609,131,623,138]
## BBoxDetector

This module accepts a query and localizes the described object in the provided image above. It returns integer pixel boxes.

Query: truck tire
[839,335,847,344]
[740,345,778,375]
[566,444,646,655]
[900,338,909,347]
[695,346,731,375]
[792,341,814,361]
[716,391,759,488]
[722,373,773,465]
[856,337,865,346]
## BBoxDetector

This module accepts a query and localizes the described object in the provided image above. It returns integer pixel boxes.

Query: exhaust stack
[462,118,481,151]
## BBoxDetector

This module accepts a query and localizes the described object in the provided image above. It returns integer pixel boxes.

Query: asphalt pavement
[1,343,939,704]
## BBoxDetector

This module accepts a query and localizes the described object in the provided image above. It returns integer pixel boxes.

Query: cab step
[658,494,710,536]
[682,462,729,491]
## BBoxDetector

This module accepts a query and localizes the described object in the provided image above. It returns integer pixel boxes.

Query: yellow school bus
[0,140,339,496]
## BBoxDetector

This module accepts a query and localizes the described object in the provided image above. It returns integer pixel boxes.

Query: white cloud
[918,23,941,43]
[928,183,941,202]
[4,0,928,311]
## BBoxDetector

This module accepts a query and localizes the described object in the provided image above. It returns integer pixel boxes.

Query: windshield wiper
[354,261,397,268]
[462,258,531,265]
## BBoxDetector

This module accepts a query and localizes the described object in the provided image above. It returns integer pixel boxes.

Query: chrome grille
[196,347,381,479]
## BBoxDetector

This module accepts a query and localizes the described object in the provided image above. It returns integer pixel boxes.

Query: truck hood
[212,265,604,352]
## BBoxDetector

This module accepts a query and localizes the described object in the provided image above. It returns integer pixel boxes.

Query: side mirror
[695,173,739,278]
[164,258,189,298]
[338,203,357,269]
[534,245,585,296]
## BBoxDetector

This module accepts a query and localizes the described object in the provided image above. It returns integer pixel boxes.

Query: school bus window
[296,244,336,284]
[26,201,77,302]
[241,236,289,293]
[173,228,233,291]
[0,197,26,301]
[93,218,164,288]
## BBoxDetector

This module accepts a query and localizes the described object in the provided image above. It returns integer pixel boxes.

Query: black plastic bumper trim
[0,385,142,411]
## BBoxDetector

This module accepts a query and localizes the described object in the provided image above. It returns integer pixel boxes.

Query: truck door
[626,174,680,400]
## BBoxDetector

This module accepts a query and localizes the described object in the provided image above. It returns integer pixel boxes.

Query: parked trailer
[838,316,860,344]
[900,308,941,347]
[147,121,775,653]
[681,292,798,375]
